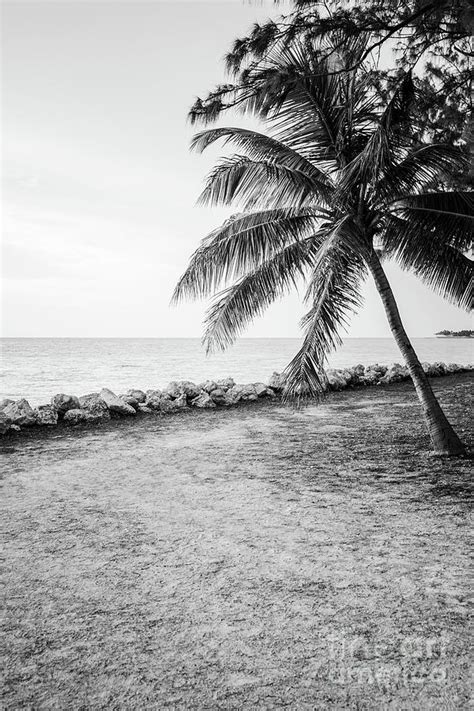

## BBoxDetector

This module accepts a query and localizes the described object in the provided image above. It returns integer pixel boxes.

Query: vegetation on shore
[436,330,473,337]
[175,5,473,454]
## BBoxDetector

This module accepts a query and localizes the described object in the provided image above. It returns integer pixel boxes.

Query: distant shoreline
[1,335,470,340]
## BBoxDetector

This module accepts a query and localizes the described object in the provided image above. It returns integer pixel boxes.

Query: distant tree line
[436,329,474,336]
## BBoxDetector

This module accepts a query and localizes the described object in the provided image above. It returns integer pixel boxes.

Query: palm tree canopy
[174,38,473,399]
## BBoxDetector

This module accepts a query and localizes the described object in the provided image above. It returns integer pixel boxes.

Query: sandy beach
[3,0,473,706]
[2,373,472,708]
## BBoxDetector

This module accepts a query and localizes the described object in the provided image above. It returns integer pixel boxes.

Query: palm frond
[203,237,320,353]
[197,155,331,210]
[382,215,474,308]
[388,191,474,252]
[191,126,333,189]
[373,145,469,204]
[283,218,367,401]
[337,72,415,199]
[235,41,349,165]
[172,208,323,303]
[390,191,474,219]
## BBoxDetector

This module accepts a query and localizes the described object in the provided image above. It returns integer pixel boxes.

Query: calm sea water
[1,337,473,405]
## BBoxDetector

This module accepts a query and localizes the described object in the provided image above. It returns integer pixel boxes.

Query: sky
[2,0,473,338]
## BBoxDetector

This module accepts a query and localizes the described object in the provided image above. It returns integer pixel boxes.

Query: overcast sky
[2,0,472,338]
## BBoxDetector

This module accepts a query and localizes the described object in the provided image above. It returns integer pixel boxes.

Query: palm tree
[174,40,473,455]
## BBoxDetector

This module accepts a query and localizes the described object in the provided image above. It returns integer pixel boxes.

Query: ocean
[1,337,473,405]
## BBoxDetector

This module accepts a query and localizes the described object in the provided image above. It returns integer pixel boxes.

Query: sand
[1,374,472,709]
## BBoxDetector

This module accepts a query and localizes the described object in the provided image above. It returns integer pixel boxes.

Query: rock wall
[0,362,472,436]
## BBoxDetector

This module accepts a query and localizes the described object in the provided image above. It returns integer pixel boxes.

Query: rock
[350,364,366,384]
[163,382,199,402]
[174,394,188,410]
[430,361,447,377]
[0,412,9,435]
[374,363,388,375]
[445,363,464,374]
[191,392,216,409]
[216,377,235,391]
[335,369,352,387]
[240,384,258,401]
[223,383,260,404]
[325,369,347,391]
[198,380,218,394]
[137,404,153,414]
[339,368,355,386]
[145,390,166,410]
[362,370,379,386]
[224,389,241,406]
[362,363,387,385]
[126,389,146,403]
[51,393,81,416]
[224,384,258,402]
[210,388,227,405]
[379,363,410,384]
[421,362,446,377]
[268,372,287,392]
[63,408,90,425]
[160,394,188,414]
[0,398,14,410]
[226,385,243,403]
[158,399,174,414]
[9,424,21,432]
[163,382,182,399]
[120,395,139,409]
[3,399,37,427]
[176,381,201,400]
[34,405,58,426]
[254,382,270,397]
[78,393,111,421]
[100,388,136,416]
[145,389,184,412]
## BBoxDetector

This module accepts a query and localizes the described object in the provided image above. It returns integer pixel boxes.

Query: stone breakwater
[0,361,472,436]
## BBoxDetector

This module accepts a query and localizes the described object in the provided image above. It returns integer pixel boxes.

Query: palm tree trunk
[368,249,465,455]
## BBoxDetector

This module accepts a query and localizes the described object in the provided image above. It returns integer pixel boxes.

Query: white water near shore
[1,337,473,405]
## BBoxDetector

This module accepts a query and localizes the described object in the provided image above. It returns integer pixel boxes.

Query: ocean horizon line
[1,335,439,340]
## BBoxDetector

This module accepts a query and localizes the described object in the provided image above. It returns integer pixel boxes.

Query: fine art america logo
[312,632,450,688]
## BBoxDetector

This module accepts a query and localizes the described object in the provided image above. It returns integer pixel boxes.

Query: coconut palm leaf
[202,237,319,353]
[337,72,415,200]
[390,191,474,220]
[191,126,333,190]
[236,42,350,164]
[382,214,474,308]
[283,219,367,400]
[373,145,468,204]
[388,192,474,252]
[172,208,323,303]
[404,244,473,310]
[197,155,330,210]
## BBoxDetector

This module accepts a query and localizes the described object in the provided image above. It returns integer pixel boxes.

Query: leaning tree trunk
[368,249,466,455]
